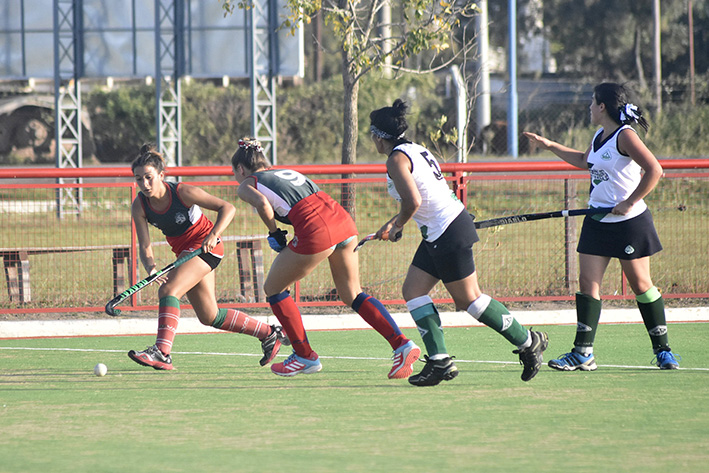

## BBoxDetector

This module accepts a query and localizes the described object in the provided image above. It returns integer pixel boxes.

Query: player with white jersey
[371,99,549,386]
[587,124,648,223]
[127,144,288,371]
[231,138,420,379]
[386,141,465,242]
[524,82,680,371]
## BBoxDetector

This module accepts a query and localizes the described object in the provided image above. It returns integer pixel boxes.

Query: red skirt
[287,192,358,255]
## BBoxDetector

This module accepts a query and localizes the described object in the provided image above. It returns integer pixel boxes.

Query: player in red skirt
[231,138,420,378]
[127,144,288,371]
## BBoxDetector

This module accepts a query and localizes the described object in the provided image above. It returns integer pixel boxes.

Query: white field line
[1,346,707,371]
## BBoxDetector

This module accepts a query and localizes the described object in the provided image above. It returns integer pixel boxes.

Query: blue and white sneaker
[548,350,597,371]
[653,350,681,370]
[271,351,322,377]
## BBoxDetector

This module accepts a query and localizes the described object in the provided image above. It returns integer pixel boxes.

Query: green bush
[86,85,156,163]
[82,76,709,165]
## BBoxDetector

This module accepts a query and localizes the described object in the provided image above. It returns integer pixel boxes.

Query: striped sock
[212,308,272,340]
[267,291,312,358]
[352,292,406,349]
[156,295,180,355]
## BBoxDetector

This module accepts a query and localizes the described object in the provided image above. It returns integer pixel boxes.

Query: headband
[370,125,405,141]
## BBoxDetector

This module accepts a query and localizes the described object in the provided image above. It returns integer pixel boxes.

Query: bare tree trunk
[634,27,647,91]
[340,51,359,221]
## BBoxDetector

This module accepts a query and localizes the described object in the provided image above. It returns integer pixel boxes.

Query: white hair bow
[620,103,639,123]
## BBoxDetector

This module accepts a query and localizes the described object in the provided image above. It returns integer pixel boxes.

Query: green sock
[410,302,448,357]
[636,287,670,353]
[476,298,528,346]
[573,292,602,352]
[211,308,228,329]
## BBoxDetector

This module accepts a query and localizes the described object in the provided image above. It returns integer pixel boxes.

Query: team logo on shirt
[175,212,187,225]
[601,151,612,161]
[590,168,610,186]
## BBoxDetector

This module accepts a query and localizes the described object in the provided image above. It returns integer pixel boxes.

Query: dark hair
[131,144,166,173]
[231,138,271,173]
[594,82,649,131]
[369,99,409,142]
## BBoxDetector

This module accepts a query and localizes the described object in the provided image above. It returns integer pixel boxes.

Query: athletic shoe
[408,355,459,387]
[653,350,681,370]
[513,330,549,381]
[548,350,598,372]
[388,340,421,379]
[128,345,174,370]
[259,325,290,367]
[271,351,322,377]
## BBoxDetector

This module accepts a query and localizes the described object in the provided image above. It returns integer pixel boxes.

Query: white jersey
[387,142,465,241]
[587,125,647,223]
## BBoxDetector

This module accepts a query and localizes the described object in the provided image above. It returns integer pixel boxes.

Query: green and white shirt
[387,142,464,241]
[587,125,647,223]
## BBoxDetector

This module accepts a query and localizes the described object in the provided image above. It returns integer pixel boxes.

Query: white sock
[428,353,449,361]
[517,331,532,350]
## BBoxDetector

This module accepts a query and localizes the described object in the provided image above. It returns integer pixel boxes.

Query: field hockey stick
[354,227,405,252]
[473,207,614,229]
[105,248,203,316]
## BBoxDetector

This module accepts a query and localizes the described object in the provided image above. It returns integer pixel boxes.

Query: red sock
[156,296,180,355]
[353,293,407,350]
[267,291,312,358]
[212,308,271,340]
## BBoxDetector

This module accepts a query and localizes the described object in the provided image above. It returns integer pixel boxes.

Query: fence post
[452,171,467,207]
[564,179,578,293]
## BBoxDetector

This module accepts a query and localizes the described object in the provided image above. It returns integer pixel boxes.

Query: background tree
[487,0,708,96]
[221,0,480,218]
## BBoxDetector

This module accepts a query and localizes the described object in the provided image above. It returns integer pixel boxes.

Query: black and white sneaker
[408,355,459,387]
[259,325,290,366]
[513,331,549,381]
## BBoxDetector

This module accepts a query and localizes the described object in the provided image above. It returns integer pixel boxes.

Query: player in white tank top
[386,142,465,241]
[587,124,647,223]
[370,99,548,386]
[524,82,679,370]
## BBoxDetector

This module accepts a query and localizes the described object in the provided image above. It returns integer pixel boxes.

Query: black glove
[268,228,288,252]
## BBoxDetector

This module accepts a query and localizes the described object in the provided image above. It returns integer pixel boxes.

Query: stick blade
[105,300,122,316]
[354,233,376,252]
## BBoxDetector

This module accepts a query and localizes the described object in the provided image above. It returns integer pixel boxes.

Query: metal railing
[1,159,707,315]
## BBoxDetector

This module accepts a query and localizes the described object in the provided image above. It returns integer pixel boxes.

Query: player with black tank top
[126,144,289,371]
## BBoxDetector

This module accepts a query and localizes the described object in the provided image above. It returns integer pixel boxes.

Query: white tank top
[387,142,465,241]
[587,125,647,223]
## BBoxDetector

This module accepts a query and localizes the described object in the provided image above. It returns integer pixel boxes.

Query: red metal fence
[1,159,707,315]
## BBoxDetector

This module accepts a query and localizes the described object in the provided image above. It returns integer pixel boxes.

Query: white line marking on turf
[1,346,708,371]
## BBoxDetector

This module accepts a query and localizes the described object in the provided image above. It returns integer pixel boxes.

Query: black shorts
[411,210,479,283]
[199,251,222,270]
[577,208,662,259]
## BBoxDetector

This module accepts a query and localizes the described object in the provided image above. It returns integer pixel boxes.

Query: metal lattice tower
[249,0,278,164]
[155,0,185,170]
[53,0,83,218]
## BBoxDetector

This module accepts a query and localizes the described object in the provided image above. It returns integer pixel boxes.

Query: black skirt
[577,209,662,259]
